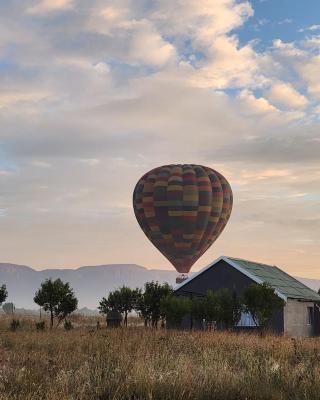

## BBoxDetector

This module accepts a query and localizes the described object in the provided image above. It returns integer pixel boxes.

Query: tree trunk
[124,311,128,327]
[50,310,54,330]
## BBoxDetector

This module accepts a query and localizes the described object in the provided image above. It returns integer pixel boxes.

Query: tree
[99,286,138,326]
[0,284,8,306]
[243,282,285,332]
[160,295,191,328]
[34,278,78,329]
[216,289,242,329]
[135,288,151,327]
[188,291,219,329]
[191,296,206,324]
[134,281,172,328]
[3,302,15,316]
[203,290,220,323]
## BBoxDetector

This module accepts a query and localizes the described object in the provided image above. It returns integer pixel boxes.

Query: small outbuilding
[174,256,320,337]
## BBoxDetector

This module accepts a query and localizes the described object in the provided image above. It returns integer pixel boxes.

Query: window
[307,306,314,325]
[237,311,257,327]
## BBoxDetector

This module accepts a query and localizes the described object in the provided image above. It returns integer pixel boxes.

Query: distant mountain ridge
[0,263,176,309]
[0,262,318,310]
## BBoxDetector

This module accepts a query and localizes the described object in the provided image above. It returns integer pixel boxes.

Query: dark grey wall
[176,260,254,297]
[174,260,284,333]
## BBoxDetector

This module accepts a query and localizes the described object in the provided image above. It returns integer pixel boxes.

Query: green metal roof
[227,257,320,302]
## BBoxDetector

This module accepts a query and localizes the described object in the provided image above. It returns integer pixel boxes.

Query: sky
[0,0,320,277]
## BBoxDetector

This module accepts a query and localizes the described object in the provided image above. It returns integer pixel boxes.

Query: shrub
[160,295,191,327]
[35,321,46,331]
[64,320,73,331]
[10,319,20,332]
[243,282,285,332]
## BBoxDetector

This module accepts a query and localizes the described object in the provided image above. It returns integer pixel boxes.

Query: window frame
[307,306,314,326]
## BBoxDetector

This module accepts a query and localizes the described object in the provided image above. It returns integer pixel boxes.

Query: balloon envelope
[133,164,233,273]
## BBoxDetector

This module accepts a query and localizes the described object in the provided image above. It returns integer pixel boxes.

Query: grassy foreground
[0,320,320,399]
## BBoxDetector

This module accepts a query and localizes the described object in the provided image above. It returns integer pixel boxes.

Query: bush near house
[99,281,172,328]
[243,282,285,332]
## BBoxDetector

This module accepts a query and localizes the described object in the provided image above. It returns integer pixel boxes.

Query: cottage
[174,256,320,337]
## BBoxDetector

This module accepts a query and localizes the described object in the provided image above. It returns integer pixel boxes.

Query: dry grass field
[0,316,320,400]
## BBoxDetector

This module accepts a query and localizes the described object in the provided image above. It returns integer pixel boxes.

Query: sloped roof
[174,256,320,302]
[228,257,320,302]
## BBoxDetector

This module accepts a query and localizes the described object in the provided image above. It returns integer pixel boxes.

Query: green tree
[243,282,285,332]
[160,295,191,328]
[136,281,172,328]
[99,286,138,326]
[216,289,242,329]
[34,278,78,329]
[191,296,206,326]
[0,284,8,306]
[203,290,220,322]
[135,288,151,327]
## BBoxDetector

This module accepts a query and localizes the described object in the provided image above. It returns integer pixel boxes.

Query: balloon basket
[176,274,188,284]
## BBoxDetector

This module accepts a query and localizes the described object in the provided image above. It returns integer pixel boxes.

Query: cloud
[192,35,259,89]
[31,160,52,168]
[27,0,73,14]
[299,24,320,32]
[238,90,278,114]
[0,90,51,108]
[0,0,319,275]
[266,82,308,110]
[0,170,14,177]
[129,23,176,67]
[298,56,320,99]
[151,0,253,43]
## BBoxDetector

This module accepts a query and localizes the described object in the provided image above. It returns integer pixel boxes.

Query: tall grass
[0,320,320,399]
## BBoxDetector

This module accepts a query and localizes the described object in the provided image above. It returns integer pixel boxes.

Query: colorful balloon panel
[133,164,233,273]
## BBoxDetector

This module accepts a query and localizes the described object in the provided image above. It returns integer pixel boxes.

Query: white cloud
[303,35,320,49]
[239,90,278,114]
[27,0,74,14]
[189,35,259,89]
[31,160,52,168]
[79,159,100,166]
[0,209,8,217]
[299,24,320,32]
[266,82,308,109]
[93,62,110,75]
[0,91,51,108]
[272,39,304,57]
[151,0,253,45]
[129,24,176,67]
[298,56,320,99]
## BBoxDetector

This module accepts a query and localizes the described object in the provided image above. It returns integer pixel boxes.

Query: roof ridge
[227,256,276,269]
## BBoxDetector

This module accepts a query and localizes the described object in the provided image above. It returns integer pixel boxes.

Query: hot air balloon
[133,164,232,281]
